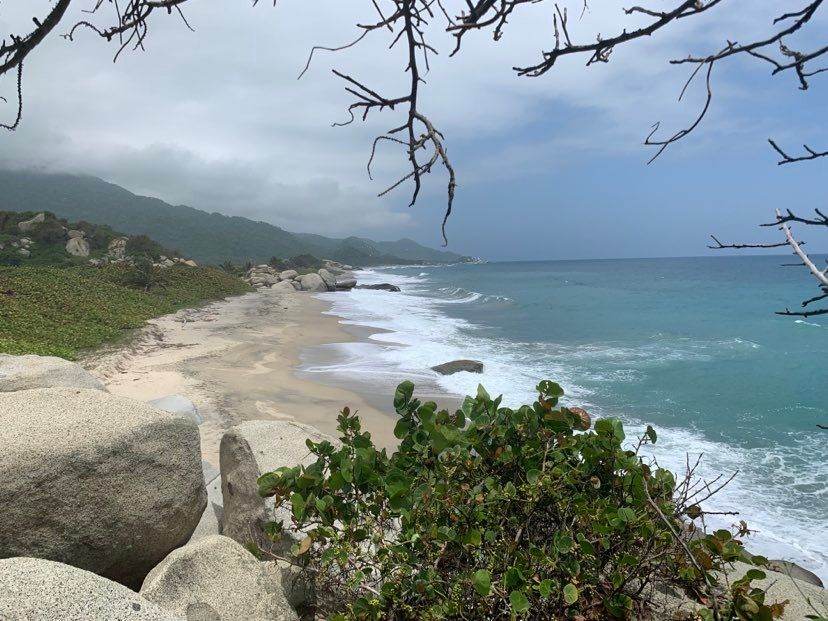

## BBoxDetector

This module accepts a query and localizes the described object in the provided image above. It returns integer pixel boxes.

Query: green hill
[0,171,465,266]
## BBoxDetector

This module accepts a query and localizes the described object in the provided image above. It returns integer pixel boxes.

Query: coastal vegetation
[258,381,802,620]
[0,264,250,359]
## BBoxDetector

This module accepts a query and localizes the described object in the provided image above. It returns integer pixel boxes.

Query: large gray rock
[67,229,86,239]
[0,557,180,621]
[0,388,206,588]
[317,268,336,291]
[279,270,298,281]
[271,280,296,293]
[65,236,90,257]
[431,359,484,375]
[140,535,298,621]
[298,273,328,293]
[0,354,107,392]
[220,420,336,553]
[17,213,45,232]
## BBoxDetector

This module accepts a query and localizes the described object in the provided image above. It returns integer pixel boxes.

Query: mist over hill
[0,171,465,266]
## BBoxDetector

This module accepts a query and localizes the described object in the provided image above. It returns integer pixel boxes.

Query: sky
[0,1,826,261]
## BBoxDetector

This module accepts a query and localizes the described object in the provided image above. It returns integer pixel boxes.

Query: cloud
[0,0,822,248]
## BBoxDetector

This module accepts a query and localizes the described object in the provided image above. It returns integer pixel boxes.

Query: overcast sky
[1,1,826,260]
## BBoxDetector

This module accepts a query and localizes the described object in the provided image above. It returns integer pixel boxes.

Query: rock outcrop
[140,535,298,621]
[65,236,90,257]
[431,359,484,375]
[0,557,179,621]
[108,237,129,260]
[17,212,45,232]
[298,273,328,292]
[0,354,107,392]
[279,270,298,281]
[220,420,336,553]
[0,387,206,588]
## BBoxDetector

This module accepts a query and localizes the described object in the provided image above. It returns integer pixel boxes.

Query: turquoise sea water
[306,256,828,579]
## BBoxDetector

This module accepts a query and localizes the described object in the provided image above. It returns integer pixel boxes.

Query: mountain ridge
[0,171,465,266]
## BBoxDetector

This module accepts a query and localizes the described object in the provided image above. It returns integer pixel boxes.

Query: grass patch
[0,264,252,359]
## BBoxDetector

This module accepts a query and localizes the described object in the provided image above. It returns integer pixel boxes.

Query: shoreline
[82,289,404,466]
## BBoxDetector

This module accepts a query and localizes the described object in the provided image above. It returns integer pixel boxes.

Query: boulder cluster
[0,236,34,257]
[0,353,330,620]
[243,265,357,293]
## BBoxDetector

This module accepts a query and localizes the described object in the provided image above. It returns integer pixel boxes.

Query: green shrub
[0,265,251,358]
[259,381,785,620]
[125,234,166,260]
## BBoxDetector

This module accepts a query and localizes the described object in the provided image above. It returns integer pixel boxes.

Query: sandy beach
[82,289,401,468]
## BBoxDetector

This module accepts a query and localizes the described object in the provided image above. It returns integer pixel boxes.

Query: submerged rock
[0,354,107,392]
[355,283,401,292]
[0,558,179,621]
[0,388,206,588]
[431,359,484,375]
[140,535,297,621]
[335,277,357,290]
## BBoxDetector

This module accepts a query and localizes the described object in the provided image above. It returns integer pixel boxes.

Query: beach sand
[82,289,401,467]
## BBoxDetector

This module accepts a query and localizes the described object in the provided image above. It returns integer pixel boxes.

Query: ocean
[301,255,828,580]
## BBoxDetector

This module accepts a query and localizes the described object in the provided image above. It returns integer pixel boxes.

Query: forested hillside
[0,171,465,266]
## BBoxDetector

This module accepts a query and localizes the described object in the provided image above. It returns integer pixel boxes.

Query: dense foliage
[0,264,251,359]
[259,382,791,620]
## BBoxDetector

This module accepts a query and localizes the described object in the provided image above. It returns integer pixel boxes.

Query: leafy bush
[125,234,166,260]
[259,382,786,620]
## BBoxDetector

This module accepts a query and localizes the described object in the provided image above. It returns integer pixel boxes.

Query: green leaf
[290,492,305,520]
[393,417,411,439]
[509,590,530,613]
[504,567,525,588]
[472,569,491,596]
[394,381,415,411]
[536,380,564,399]
[645,424,657,444]
[563,583,579,606]
[463,529,482,547]
[538,579,554,598]
[526,469,541,484]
